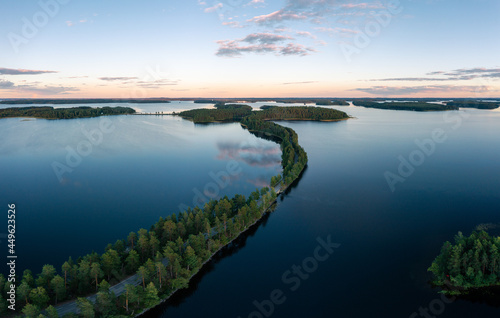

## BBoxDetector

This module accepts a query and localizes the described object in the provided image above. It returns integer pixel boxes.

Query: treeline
[193,99,228,104]
[214,103,252,111]
[241,116,308,185]
[352,100,458,111]
[428,231,500,294]
[178,104,252,123]
[315,100,349,106]
[250,106,348,121]
[0,106,136,120]
[0,188,279,317]
[0,99,171,104]
[446,101,499,110]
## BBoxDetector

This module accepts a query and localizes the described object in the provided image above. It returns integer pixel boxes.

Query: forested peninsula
[0,104,346,318]
[0,106,135,120]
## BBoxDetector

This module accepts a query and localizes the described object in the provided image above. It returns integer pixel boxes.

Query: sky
[0,0,499,98]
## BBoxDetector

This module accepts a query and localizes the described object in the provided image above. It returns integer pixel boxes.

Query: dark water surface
[150,106,500,318]
[1,103,500,317]
[0,111,281,275]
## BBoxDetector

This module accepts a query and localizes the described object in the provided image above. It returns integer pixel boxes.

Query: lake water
[1,102,500,317]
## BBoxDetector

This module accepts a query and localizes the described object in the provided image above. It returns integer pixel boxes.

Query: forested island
[0,106,135,120]
[428,231,500,295]
[0,103,340,317]
[176,103,253,123]
[446,100,500,109]
[179,104,349,123]
[315,100,349,106]
[0,99,171,105]
[352,100,458,111]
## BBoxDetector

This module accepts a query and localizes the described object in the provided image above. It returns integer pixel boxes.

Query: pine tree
[50,275,66,304]
[144,282,160,308]
[76,297,95,318]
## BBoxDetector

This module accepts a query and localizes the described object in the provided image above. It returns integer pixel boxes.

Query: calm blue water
[0,109,281,275]
[1,103,500,317]
[149,105,500,318]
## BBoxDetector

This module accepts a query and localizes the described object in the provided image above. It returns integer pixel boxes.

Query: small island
[0,106,136,120]
[428,230,500,295]
[352,100,458,111]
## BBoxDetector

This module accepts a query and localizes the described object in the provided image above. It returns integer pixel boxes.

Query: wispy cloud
[216,32,314,57]
[371,67,500,82]
[247,9,308,25]
[135,79,179,89]
[282,81,319,85]
[0,80,15,88]
[0,80,79,95]
[205,3,223,13]
[99,77,138,81]
[246,0,385,26]
[341,2,384,9]
[295,31,317,39]
[222,21,245,28]
[354,85,491,95]
[0,67,58,75]
[66,18,90,27]
[216,142,281,168]
[242,33,293,44]
[369,77,450,82]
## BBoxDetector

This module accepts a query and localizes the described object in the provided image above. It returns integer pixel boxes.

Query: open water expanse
[1,101,500,317]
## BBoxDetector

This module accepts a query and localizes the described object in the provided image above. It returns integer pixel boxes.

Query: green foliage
[143,282,160,308]
[260,105,276,110]
[76,298,95,318]
[45,305,59,318]
[315,100,349,106]
[29,287,50,309]
[179,106,252,123]
[22,303,41,318]
[50,275,66,304]
[0,106,135,119]
[429,231,500,294]
[250,106,348,121]
[352,100,458,111]
[214,103,252,111]
[446,100,499,109]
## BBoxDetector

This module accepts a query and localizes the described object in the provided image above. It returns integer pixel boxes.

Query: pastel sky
[0,0,499,98]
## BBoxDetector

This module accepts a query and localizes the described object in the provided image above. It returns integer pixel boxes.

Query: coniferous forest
[0,106,135,120]
[428,231,500,295]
